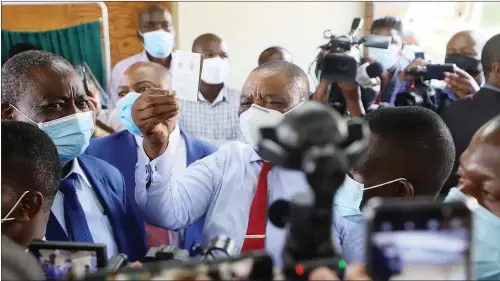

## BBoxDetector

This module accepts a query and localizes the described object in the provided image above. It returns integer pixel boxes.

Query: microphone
[268,199,290,229]
[356,62,383,89]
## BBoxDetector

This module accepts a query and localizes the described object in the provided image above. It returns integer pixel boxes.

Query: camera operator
[133,61,365,268]
[311,17,408,115]
[444,114,500,280]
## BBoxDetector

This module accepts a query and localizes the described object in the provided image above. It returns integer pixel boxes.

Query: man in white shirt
[108,4,175,110]
[86,61,214,256]
[131,60,365,267]
[178,33,242,147]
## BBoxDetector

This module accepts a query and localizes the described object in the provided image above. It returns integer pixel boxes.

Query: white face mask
[239,103,304,150]
[201,57,230,85]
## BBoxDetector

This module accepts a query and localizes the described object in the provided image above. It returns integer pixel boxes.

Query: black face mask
[445,54,482,77]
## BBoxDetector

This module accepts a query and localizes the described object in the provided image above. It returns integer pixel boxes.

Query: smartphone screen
[33,248,99,280]
[367,201,471,280]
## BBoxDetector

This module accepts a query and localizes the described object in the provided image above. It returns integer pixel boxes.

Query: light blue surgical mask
[117,92,143,136]
[12,107,94,163]
[445,188,500,281]
[334,175,408,223]
[368,44,402,71]
[142,30,174,58]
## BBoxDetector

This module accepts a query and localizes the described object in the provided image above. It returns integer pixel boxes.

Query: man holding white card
[86,62,215,258]
[133,60,365,267]
[174,33,242,147]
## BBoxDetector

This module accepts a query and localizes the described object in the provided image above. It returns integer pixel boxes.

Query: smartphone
[415,52,425,60]
[28,241,107,280]
[364,197,472,281]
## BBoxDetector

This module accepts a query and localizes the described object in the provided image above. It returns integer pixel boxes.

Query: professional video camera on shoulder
[394,64,455,110]
[316,18,391,82]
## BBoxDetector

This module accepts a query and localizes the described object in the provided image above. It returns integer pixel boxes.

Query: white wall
[176,2,365,91]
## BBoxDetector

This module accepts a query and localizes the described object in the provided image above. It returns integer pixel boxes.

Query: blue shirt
[135,141,365,267]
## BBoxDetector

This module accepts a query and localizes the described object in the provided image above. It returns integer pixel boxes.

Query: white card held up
[171,50,201,102]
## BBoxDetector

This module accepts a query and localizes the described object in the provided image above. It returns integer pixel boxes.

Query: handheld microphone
[356,62,383,89]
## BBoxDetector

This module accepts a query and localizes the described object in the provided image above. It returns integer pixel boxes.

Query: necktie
[241,161,273,253]
[145,223,170,248]
[59,174,94,242]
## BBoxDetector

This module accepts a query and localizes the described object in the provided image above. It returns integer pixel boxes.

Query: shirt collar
[62,159,91,189]
[134,123,182,154]
[484,83,500,92]
[197,86,228,106]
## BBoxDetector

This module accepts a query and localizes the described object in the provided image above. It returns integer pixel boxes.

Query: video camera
[315,18,391,82]
[394,64,454,110]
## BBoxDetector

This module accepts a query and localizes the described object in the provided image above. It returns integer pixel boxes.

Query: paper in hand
[171,50,201,102]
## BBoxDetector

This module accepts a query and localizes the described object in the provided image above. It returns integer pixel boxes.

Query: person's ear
[1,103,15,120]
[397,179,414,198]
[19,192,44,222]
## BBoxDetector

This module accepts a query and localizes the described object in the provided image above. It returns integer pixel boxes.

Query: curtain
[2,20,106,88]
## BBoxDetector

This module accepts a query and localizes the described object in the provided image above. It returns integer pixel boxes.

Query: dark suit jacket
[85,129,215,257]
[45,155,143,262]
[440,87,500,196]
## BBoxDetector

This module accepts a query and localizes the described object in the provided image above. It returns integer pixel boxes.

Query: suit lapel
[77,156,130,256]
[45,212,69,241]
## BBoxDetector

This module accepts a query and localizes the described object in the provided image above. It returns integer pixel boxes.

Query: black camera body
[395,64,455,110]
[316,18,391,82]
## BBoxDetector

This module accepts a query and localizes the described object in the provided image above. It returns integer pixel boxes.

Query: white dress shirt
[135,141,365,267]
[134,124,187,247]
[51,159,118,258]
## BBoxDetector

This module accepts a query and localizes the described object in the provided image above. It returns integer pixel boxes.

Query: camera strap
[241,161,272,253]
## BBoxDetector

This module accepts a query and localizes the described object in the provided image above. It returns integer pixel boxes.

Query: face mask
[445,187,500,280]
[201,57,230,85]
[334,176,408,217]
[12,107,94,163]
[239,103,303,150]
[368,44,401,71]
[445,54,482,78]
[117,91,143,136]
[142,30,175,59]
[2,191,36,223]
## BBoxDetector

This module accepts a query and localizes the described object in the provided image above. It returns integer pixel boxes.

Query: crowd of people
[1,3,500,281]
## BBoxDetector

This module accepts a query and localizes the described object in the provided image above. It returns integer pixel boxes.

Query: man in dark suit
[1,50,143,261]
[85,61,215,255]
[441,33,500,196]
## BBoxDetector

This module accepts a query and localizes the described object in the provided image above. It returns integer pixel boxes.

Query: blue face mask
[334,175,409,223]
[142,30,174,58]
[117,92,143,136]
[368,44,401,71]
[445,188,500,281]
[12,107,94,163]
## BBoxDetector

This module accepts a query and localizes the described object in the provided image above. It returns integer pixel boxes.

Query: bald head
[239,61,309,115]
[445,30,487,81]
[192,33,228,59]
[118,62,171,98]
[482,33,500,84]
[459,114,500,217]
[447,30,487,60]
[138,4,174,34]
[258,46,293,66]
